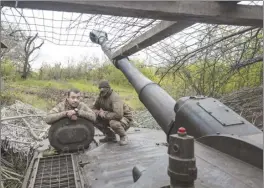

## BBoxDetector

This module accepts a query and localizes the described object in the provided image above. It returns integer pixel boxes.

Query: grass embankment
[4,79,144,111]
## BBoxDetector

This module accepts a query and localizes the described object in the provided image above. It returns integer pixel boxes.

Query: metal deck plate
[23,128,263,188]
[80,128,168,188]
[79,128,263,188]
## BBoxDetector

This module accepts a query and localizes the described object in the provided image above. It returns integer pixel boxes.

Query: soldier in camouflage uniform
[92,80,133,146]
[45,89,96,124]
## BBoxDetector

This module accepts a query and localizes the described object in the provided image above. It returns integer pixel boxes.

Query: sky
[33,41,149,70]
[34,42,105,69]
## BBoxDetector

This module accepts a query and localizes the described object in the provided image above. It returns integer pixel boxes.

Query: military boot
[109,120,128,145]
[120,135,128,146]
[99,135,117,143]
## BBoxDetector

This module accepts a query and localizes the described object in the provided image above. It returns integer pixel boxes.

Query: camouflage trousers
[94,117,131,137]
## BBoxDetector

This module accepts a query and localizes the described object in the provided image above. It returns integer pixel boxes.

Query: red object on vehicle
[177,127,187,136]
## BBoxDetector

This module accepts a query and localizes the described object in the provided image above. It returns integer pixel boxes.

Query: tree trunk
[21,58,29,79]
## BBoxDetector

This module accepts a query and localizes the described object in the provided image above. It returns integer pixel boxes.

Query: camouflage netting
[1,100,48,155]
[220,86,263,130]
[1,1,262,64]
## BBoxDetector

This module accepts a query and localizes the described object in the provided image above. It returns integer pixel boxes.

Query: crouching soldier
[92,80,133,146]
[45,89,96,124]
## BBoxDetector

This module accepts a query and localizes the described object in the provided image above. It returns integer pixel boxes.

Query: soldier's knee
[109,120,121,129]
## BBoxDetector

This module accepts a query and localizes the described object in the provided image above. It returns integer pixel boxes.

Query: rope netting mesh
[0,2,263,187]
[1,7,161,49]
[1,1,262,62]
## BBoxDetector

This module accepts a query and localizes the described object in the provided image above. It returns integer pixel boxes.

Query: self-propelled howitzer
[20,31,263,188]
[89,30,263,187]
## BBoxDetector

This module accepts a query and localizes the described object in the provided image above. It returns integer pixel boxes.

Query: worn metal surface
[196,133,263,169]
[130,141,263,188]
[48,118,95,152]
[168,133,197,187]
[22,128,263,188]
[241,133,264,146]
[194,142,262,188]
[198,98,244,126]
[77,128,263,188]
[79,128,168,188]
[173,97,262,138]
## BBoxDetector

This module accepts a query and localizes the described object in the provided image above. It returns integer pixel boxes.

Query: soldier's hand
[98,110,105,118]
[71,115,78,121]
[66,110,76,118]
[94,109,100,116]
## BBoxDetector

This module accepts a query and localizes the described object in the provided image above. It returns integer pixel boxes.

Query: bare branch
[181,68,201,94]
[157,26,258,83]
[26,33,38,54]
[231,56,263,70]
[21,33,44,78]
[28,40,44,57]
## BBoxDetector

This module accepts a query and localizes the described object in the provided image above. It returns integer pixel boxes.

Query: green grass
[1,90,56,111]
[109,83,145,110]
[12,79,71,90]
[68,80,98,93]
[8,79,145,110]
[14,93,53,110]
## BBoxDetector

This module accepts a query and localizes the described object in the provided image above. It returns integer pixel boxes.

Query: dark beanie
[99,80,111,88]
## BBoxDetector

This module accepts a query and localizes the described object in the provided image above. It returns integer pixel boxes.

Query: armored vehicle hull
[21,30,263,188]
[23,128,263,188]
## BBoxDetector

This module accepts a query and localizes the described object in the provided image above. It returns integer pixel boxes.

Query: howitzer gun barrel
[89,31,176,135]
[89,30,262,141]
[89,30,263,188]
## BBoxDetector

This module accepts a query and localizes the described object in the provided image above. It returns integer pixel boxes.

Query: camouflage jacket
[92,90,133,121]
[45,100,96,124]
